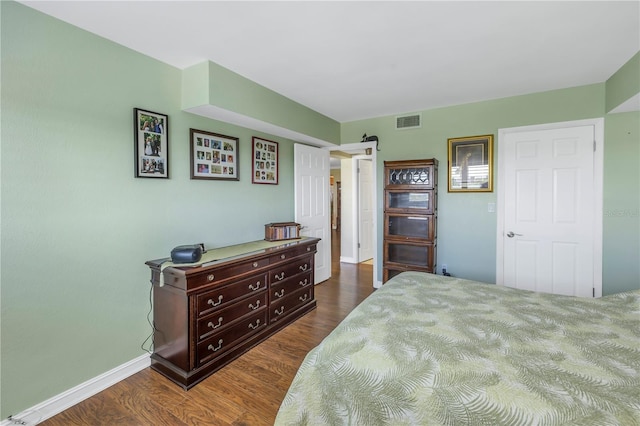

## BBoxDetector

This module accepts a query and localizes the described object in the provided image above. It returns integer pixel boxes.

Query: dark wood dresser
[145,237,319,389]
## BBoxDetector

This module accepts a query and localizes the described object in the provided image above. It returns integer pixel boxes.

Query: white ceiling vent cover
[396,114,421,130]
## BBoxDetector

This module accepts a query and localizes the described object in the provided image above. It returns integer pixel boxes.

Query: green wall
[341,85,640,293]
[182,61,341,144]
[606,51,640,113]
[0,2,305,417]
[603,112,640,293]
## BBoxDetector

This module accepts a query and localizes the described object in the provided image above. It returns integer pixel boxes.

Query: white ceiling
[20,1,640,123]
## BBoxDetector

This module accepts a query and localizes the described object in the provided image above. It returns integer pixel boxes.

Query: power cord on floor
[7,409,42,425]
[140,279,155,355]
[7,416,26,425]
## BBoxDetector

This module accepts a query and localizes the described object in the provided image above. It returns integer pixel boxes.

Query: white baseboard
[340,255,357,264]
[2,354,151,426]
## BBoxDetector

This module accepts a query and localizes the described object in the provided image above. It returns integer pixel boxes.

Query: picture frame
[252,136,279,185]
[448,134,494,192]
[190,129,239,180]
[134,108,168,178]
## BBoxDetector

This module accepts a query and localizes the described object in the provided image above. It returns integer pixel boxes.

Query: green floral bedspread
[275,272,640,425]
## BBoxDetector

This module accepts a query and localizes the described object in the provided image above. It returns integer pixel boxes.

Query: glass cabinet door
[385,242,434,267]
[386,190,433,213]
[386,165,434,187]
[386,214,434,240]
[384,268,406,281]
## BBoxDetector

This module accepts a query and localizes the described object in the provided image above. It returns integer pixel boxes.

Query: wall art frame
[190,128,239,181]
[252,136,279,185]
[134,108,168,178]
[447,134,494,192]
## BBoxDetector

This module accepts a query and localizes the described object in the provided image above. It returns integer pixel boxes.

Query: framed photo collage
[190,129,239,181]
[134,107,279,185]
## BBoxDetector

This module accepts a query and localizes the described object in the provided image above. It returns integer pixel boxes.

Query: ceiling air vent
[396,113,421,130]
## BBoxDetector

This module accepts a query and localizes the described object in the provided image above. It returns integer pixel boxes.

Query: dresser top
[146,236,320,271]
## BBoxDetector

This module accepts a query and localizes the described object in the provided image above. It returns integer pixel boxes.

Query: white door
[294,143,331,283]
[497,121,603,297]
[358,159,374,262]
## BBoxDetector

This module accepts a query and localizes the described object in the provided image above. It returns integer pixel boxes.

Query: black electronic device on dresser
[383,159,438,282]
[145,237,319,389]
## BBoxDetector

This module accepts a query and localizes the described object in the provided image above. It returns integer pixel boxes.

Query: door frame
[496,118,604,296]
[328,142,378,287]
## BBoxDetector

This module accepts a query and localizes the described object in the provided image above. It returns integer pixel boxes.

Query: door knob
[506,231,523,238]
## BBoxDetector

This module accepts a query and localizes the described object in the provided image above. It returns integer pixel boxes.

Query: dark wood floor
[41,232,374,425]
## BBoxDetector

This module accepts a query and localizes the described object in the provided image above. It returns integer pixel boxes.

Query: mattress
[275,272,640,425]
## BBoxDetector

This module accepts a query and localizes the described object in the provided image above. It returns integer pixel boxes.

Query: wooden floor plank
[40,232,375,426]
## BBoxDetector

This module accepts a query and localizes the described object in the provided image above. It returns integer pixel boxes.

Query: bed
[275,272,640,425]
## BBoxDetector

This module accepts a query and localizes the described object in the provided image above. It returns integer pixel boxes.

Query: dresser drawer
[270,257,312,284]
[270,287,313,324]
[269,244,316,264]
[196,310,267,366]
[197,291,267,341]
[270,271,313,303]
[187,257,269,288]
[196,273,267,317]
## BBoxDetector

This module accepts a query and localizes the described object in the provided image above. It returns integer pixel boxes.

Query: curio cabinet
[383,159,438,282]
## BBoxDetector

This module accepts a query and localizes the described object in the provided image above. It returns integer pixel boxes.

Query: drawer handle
[299,278,309,287]
[207,295,223,307]
[207,274,215,282]
[275,289,285,298]
[248,281,261,291]
[307,247,310,251]
[299,294,309,302]
[249,300,261,310]
[274,307,285,316]
[299,264,309,272]
[207,317,223,330]
[275,272,285,281]
[280,254,286,259]
[248,319,261,330]
[253,262,258,267]
[208,339,223,352]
